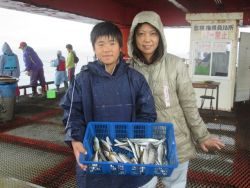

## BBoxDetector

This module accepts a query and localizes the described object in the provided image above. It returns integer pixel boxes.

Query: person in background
[127,11,225,188]
[19,42,46,97]
[0,42,20,97]
[0,42,20,78]
[61,21,156,188]
[65,44,76,84]
[50,50,68,92]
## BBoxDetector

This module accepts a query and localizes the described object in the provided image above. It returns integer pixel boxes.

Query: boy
[61,21,156,188]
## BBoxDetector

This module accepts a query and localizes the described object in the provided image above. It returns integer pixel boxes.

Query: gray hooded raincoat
[127,11,210,163]
[0,42,20,78]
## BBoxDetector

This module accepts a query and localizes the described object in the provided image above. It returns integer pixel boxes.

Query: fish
[92,150,99,162]
[141,143,157,164]
[113,152,122,162]
[118,153,132,163]
[157,143,164,165]
[141,145,149,164]
[131,157,138,164]
[114,139,129,146]
[116,145,133,153]
[93,137,100,152]
[127,138,138,162]
[134,143,140,158]
[126,138,160,145]
[98,150,107,161]
[147,143,157,164]
[106,136,112,146]
[153,138,166,146]
[91,136,167,165]
[104,151,119,163]
[100,139,112,152]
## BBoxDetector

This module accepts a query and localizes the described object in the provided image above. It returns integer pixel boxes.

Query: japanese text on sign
[193,24,234,40]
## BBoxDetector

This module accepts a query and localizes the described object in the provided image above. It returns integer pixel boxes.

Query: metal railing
[18,81,54,96]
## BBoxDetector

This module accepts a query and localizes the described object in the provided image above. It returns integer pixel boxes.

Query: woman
[127,11,225,187]
[61,21,156,188]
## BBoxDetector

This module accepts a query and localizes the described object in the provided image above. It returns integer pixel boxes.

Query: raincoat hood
[127,11,167,60]
[2,42,13,55]
[87,59,129,78]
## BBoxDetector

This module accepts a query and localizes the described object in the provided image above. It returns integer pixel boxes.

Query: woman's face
[94,36,121,66]
[135,23,160,61]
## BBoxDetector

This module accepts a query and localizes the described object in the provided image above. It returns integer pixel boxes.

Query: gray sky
[1,7,249,86]
[0,7,96,85]
[0,7,192,62]
[0,7,95,62]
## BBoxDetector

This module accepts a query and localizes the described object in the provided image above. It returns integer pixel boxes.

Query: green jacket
[66,51,75,69]
[127,11,210,163]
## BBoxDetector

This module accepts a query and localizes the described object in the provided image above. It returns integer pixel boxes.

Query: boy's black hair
[132,23,164,64]
[91,21,123,48]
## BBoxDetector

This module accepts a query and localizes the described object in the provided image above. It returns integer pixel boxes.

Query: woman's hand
[71,140,88,170]
[200,137,225,152]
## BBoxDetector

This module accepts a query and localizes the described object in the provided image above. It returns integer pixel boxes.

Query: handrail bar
[18,81,54,95]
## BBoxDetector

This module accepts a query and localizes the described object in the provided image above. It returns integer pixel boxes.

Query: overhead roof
[0,0,250,26]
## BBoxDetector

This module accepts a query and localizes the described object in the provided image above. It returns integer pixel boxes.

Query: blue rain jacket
[0,42,20,78]
[61,59,156,143]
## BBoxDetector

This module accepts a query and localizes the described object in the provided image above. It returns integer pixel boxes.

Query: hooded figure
[0,42,20,78]
[127,11,224,187]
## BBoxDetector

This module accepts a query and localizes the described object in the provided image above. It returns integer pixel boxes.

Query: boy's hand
[71,140,88,170]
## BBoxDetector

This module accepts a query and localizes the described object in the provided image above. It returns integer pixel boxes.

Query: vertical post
[117,24,130,59]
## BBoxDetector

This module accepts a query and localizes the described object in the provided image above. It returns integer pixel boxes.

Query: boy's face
[94,36,121,66]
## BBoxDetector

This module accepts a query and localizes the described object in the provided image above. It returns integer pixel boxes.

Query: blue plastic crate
[80,122,178,176]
